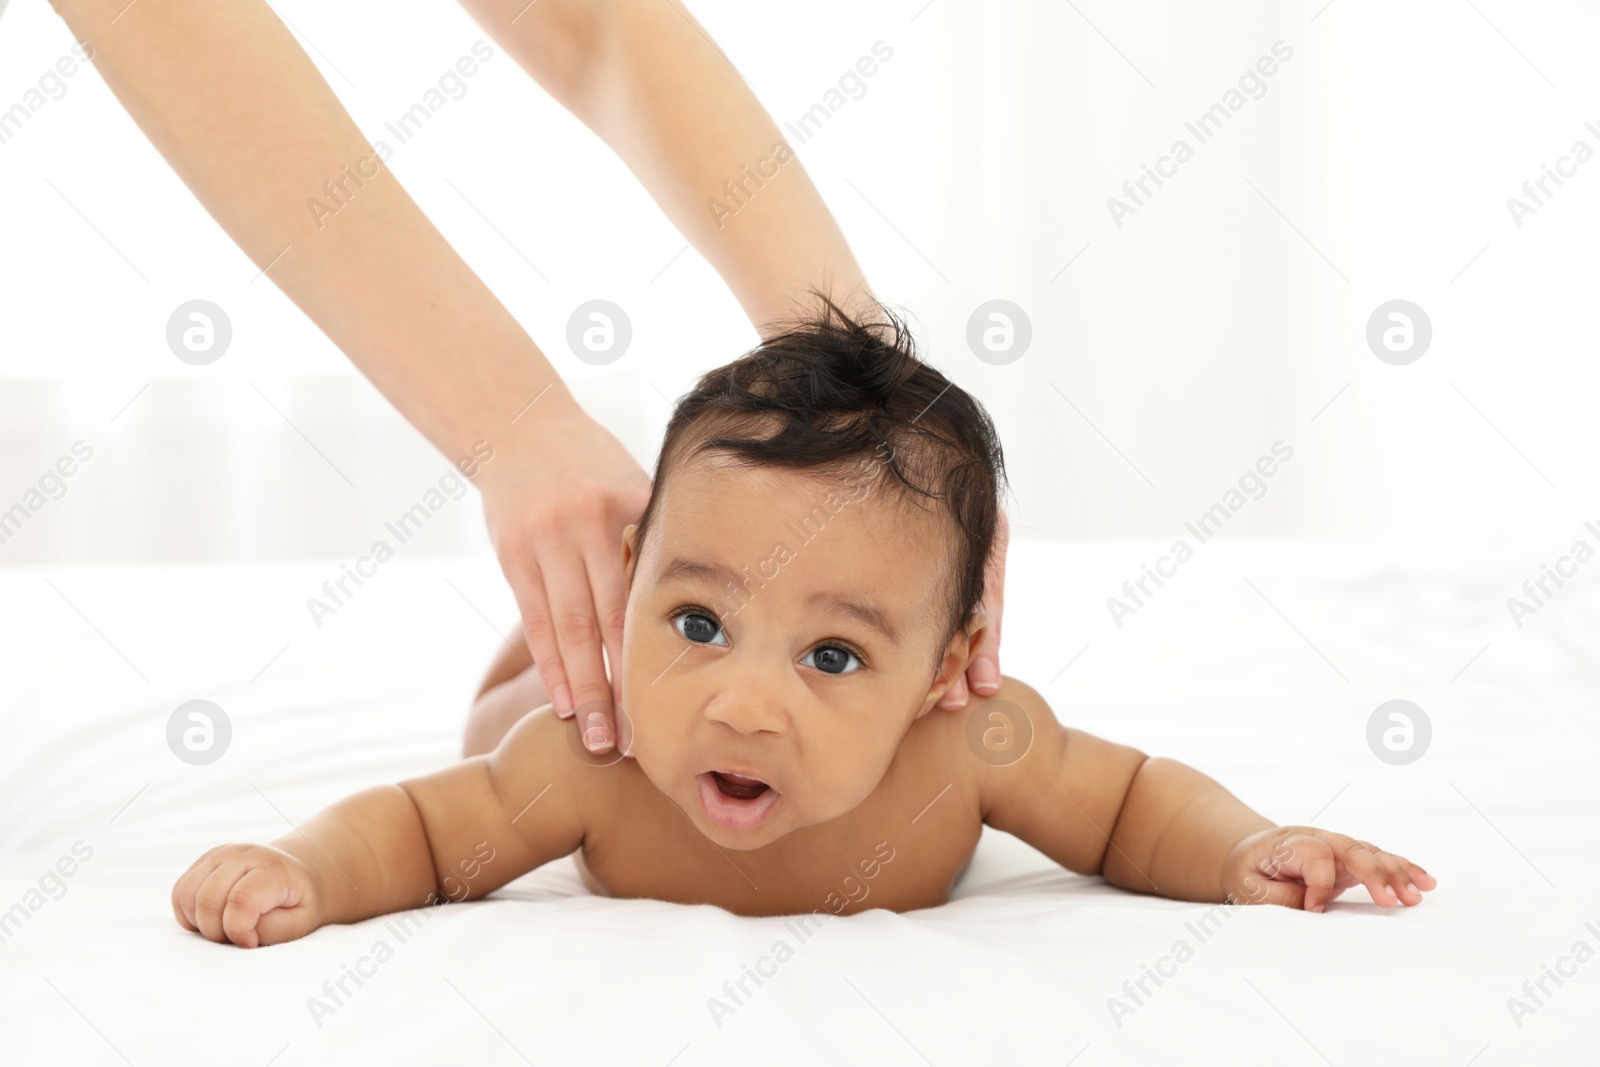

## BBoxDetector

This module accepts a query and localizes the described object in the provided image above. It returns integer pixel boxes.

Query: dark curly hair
[633,293,1007,650]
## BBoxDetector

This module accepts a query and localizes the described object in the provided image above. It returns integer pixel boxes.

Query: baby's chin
[699,819,795,852]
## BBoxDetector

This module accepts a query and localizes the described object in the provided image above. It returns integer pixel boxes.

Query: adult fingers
[965,622,1001,698]
[539,549,614,753]
[936,673,969,711]
[506,552,573,719]
[583,540,631,755]
[967,509,1009,698]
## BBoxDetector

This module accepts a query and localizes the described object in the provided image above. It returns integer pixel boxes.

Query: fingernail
[971,657,999,693]
[583,712,610,751]
[1405,881,1417,894]
[554,685,574,716]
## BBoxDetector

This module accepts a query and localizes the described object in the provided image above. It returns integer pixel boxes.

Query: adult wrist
[462,385,590,495]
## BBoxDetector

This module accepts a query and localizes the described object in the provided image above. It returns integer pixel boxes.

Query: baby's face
[619,455,970,851]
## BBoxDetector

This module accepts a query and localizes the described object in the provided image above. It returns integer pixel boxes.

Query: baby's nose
[705,685,788,736]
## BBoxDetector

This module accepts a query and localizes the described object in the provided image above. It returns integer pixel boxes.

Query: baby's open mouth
[711,770,770,800]
[697,770,781,830]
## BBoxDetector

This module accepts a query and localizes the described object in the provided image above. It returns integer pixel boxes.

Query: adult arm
[459,0,1004,705]
[457,0,872,335]
[49,0,652,748]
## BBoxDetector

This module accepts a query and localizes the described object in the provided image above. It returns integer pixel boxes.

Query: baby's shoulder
[893,676,1059,803]
[485,706,639,831]
[907,674,1055,756]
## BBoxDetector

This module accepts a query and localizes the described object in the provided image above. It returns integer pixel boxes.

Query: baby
[173,299,1435,946]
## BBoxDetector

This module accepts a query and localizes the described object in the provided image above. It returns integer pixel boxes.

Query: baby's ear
[917,613,988,718]
[621,523,639,585]
[959,612,989,669]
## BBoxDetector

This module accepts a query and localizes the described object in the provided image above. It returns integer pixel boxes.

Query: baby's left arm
[977,679,1437,910]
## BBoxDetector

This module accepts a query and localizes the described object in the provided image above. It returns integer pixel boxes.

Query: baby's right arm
[172,708,588,948]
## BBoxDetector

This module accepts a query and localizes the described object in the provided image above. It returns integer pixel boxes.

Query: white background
[2,0,1598,567]
[4,5,1599,1062]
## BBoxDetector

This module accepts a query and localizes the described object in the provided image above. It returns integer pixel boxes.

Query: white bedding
[1,537,1596,1065]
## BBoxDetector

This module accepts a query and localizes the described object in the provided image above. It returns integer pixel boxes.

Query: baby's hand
[172,844,325,948]
[1221,826,1437,912]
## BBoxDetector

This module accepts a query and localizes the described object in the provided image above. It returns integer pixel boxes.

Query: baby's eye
[673,611,727,646]
[802,644,861,675]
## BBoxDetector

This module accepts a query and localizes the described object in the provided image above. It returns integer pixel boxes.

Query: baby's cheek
[805,761,880,820]
[625,701,698,785]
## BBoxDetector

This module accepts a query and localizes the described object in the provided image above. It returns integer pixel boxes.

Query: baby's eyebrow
[657,556,738,589]
[657,556,900,644]
[807,591,901,645]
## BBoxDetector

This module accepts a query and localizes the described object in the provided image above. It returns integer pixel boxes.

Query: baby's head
[617,296,1006,849]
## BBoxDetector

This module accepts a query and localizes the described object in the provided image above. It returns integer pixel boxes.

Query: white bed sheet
[1,538,1596,1065]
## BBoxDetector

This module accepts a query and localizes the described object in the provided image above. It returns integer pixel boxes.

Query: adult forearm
[1103,758,1275,903]
[53,0,577,461]
[462,0,873,335]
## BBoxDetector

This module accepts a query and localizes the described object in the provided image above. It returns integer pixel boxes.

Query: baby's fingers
[221,869,299,949]
[192,862,251,943]
[1242,873,1307,910]
[172,866,207,933]
[1377,850,1437,907]
[172,853,223,933]
[1333,837,1401,908]
[1275,834,1340,912]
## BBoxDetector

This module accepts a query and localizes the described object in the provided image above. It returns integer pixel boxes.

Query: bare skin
[173,457,1437,946]
[49,0,1007,754]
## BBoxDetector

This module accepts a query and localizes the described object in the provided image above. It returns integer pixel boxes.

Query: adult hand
[939,509,1009,710]
[45,0,651,753]
[479,402,652,754]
